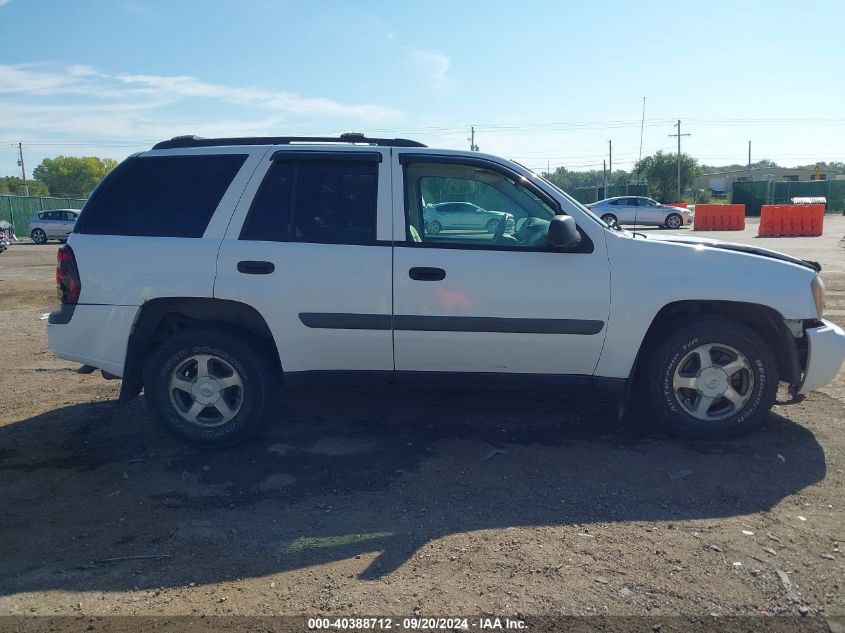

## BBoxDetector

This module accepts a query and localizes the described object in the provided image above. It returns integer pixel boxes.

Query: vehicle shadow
[0,385,827,594]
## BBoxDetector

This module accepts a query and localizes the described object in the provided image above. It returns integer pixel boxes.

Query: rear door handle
[237,260,275,275]
[409,267,446,281]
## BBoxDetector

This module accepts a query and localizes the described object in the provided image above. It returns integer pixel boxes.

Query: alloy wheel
[672,343,754,421]
[168,353,244,428]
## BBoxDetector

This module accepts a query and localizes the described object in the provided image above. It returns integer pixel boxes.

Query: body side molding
[299,313,604,335]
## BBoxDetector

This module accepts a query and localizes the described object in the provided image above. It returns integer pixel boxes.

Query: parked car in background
[0,220,13,253]
[588,197,691,229]
[423,201,515,235]
[27,209,80,244]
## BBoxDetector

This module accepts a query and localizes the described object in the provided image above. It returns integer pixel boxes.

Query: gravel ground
[0,218,843,623]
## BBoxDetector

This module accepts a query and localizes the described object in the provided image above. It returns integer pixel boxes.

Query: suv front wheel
[645,316,778,438]
[143,327,275,446]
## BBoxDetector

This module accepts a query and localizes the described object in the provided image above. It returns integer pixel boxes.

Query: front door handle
[237,260,275,275]
[409,267,446,281]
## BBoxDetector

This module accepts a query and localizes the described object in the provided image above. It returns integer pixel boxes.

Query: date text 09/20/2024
[307,617,526,630]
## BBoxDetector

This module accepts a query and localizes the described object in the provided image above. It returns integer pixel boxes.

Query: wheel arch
[119,297,281,403]
[634,300,801,385]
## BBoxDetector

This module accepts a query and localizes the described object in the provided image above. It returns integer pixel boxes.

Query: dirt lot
[0,219,843,623]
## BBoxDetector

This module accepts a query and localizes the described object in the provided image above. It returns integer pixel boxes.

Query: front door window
[405,162,558,249]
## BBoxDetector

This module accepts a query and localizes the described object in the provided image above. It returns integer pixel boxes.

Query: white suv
[48,133,845,446]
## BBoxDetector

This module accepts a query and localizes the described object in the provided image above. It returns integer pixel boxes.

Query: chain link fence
[732,180,845,216]
[1,195,88,236]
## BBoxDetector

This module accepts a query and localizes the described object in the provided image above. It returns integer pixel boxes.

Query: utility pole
[468,126,478,152]
[636,97,646,184]
[608,140,612,183]
[602,159,607,198]
[17,142,29,196]
[748,140,752,183]
[668,120,690,201]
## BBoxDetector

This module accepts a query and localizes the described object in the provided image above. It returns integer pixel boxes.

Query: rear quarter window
[75,154,247,237]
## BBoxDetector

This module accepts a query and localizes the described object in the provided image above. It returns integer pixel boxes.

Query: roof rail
[151,132,426,150]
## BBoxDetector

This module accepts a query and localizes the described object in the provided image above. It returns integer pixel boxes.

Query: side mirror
[548,215,581,249]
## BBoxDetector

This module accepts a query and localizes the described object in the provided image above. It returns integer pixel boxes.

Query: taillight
[56,245,81,304]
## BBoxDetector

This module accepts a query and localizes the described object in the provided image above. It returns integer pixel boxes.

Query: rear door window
[76,154,247,237]
[240,156,378,245]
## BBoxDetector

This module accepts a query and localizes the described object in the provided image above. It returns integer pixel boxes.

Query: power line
[3,115,845,149]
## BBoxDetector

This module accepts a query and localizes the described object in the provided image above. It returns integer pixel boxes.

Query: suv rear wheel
[143,327,275,446]
[645,316,778,438]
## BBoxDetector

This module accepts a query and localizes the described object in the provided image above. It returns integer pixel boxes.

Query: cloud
[117,0,158,18]
[413,49,451,87]
[0,63,94,95]
[0,62,403,144]
[114,72,400,121]
[0,0,11,6]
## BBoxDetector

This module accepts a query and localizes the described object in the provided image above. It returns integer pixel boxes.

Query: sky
[1,0,845,182]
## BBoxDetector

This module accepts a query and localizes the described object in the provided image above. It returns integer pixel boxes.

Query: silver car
[423,201,514,235]
[587,196,692,229]
[27,209,80,244]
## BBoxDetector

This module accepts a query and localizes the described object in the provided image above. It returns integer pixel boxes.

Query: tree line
[544,151,701,202]
[1,156,118,198]
[544,156,845,203]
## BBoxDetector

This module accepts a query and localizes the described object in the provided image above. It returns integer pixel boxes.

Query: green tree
[544,167,630,193]
[634,151,698,202]
[0,176,50,196]
[794,161,845,175]
[32,156,118,196]
[699,158,780,173]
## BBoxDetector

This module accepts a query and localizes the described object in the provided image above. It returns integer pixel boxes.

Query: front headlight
[811,275,826,319]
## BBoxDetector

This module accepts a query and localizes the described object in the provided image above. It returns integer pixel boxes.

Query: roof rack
[151,132,426,150]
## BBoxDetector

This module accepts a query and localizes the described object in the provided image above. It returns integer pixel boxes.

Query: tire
[644,316,778,439]
[428,220,442,235]
[31,228,47,244]
[600,213,618,227]
[143,327,275,447]
[485,218,499,233]
[664,213,682,229]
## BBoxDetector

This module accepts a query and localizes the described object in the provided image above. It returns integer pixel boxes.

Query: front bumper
[797,319,845,394]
